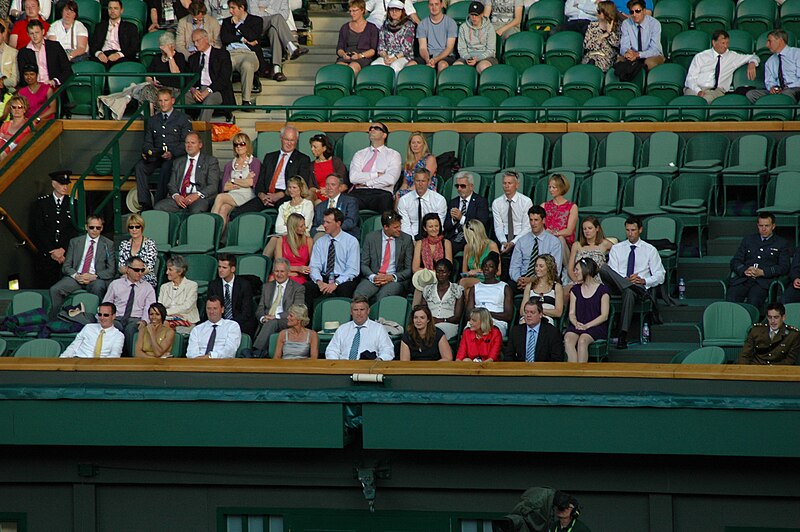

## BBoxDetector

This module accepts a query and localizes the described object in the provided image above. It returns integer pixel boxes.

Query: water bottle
[641,322,650,344]
[678,277,686,300]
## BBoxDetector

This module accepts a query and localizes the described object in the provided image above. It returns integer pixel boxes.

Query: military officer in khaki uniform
[738,302,800,365]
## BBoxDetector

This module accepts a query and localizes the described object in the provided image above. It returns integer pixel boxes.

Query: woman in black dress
[399,305,453,361]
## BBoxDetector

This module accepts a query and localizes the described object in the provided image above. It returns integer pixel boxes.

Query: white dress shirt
[186,318,242,358]
[200,48,212,86]
[491,192,533,244]
[173,155,201,197]
[325,319,395,360]
[75,237,99,276]
[271,280,290,319]
[349,145,403,193]
[369,231,398,281]
[60,324,124,358]
[397,189,448,237]
[608,238,666,290]
[685,48,759,93]
[366,0,416,27]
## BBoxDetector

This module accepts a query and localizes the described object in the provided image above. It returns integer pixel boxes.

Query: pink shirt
[102,20,122,53]
[26,42,50,82]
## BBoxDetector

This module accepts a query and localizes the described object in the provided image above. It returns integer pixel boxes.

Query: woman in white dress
[212,133,262,232]
[467,251,514,337]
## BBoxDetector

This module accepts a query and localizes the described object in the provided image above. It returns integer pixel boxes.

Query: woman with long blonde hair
[460,219,500,292]
[264,176,315,257]
[271,212,313,285]
[397,132,437,199]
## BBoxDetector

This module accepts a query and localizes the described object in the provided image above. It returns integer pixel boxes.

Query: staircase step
[607,342,701,364]
[650,322,702,344]
[706,236,741,257]
[708,216,755,239]
[678,257,731,281]
[659,299,717,323]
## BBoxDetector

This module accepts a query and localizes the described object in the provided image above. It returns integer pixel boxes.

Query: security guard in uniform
[30,170,79,288]
[738,302,800,365]
[134,87,192,210]
[727,212,790,309]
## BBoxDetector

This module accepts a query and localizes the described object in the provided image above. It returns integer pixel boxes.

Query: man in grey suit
[154,132,220,214]
[49,215,116,316]
[312,174,360,240]
[252,258,305,356]
[355,211,413,302]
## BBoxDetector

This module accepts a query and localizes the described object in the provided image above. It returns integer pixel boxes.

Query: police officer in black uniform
[727,212,791,309]
[134,87,192,210]
[30,170,79,288]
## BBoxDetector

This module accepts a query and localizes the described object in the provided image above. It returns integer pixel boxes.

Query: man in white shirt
[601,216,665,349]
[396,168,447,239]
[349,122,402,215]
[325,295,395,360]
[186,296,242,358]
[491,170,532,281]
[684,29,759,103]
[60,302,124,358]
[252,258,305,355]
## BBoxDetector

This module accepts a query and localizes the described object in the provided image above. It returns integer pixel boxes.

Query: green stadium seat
[645,63,687,103]
[780,0,800,38]
[654,0,692,51]
[66,61,106,116]
[414,0,430,18]
[602,66,643,105]
[312,297,352,333]
[693,0,734,35]
[761,172,800,244]
[76,0,101,34]
[751,93,796,121]
[701,301,752,361]
[396,64,436,105]
[675,346,726,364]
[107,61,147,95]
[496,96,537,123]
[638,131,683,177]
[600,214,627,242]
[385,130,411,158]
[726,29,755,54]
[183,254,218,295]
[665,95,708,121]
[122,0,147,34]
[643,215,682,290]
[314,64,354,105]
[544,30,583,74]
[445,0,470,23]
[415,95,454,122]
[721,134,773,214]
[217,213,271,255]
[171,213,224,254]
[141,210,177,253]
[579,95,622,122]
[371,95,413,122]
[478,64,519,106]
[431,130,461,157]
[561,64,603,105]
[769,135,800,176]
[735,0,777,39]
[660,173,715,255]
[461,132,504,178]
[454,95,495,122]
[0,337,6,356]
[256,132,281,160]
[7,291,46,316]
[360,215,384,241]
[337,131,370,166]
[549,131,595,180]
[623,95,666,121]
[139,30,166,68]
[519,64,560,104]
[594,131,639,180]
[576,171,620,215]
[289,95,329,122]
[64,292,101,316]
[436,65,478,104]
[503,132,549,180]
[354,65,395,106]
[786,303,800,329]
[669,30,710,69]
[538,95,579,122]
[369,295,409,340]
[525,0,564,32]
[329,95,371,122]
[14,339,62,358]
[680,133,729,181]
[502,31,544,74]
[731,62,765,91]
[621,174,668,217]
[237,254,271,283]
[708,93,751,121]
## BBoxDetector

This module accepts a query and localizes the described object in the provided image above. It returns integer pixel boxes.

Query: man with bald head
[184,28,234,122]
[154,131,221,213]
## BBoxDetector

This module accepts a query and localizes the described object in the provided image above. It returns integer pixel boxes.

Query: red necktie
[80,240,95,274]
[379,237,393,274]
[268,153,286,193]
[181,158,195,196]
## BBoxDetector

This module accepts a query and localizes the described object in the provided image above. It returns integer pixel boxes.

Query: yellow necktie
[268,284,283,316]
[94,329,105,358]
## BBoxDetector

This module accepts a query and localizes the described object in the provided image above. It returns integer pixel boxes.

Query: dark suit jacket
[255,149,313,194]
[142,109,192,156]
[360,229,414,285]
[255,280,305,319]
[729,233,791,289]
[502,321,565,362]
[166,153,221,199]
[443,193,491,240]
[61,234,116,280]
[790,247,800,282]
[17,41,72,86]
[220,13,264,56]
[312,194,360,239]
[208,275,256,337]
[187,46,235,105]
[90,19,140,59]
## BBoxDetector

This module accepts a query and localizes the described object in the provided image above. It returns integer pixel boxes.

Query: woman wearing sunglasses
[212,132,262,231]
[118,213,158,289]
[0,96,32,161]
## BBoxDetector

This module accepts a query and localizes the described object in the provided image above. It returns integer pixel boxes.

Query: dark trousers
[135,157,175,207]
[599,265,653,334]
[230,194,287,220]
[304,279,357,316]
[92,51,130,70]
[726,279,769,309]
[349,188,393,214]
[783,285,800,304]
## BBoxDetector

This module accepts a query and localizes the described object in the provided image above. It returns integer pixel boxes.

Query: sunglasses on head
[130,267,146,272]
[88,225,102,230]
[128,224,142,229]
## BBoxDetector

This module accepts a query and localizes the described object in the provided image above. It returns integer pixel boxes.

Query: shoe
[290,46,309,60]
[225,112,236,124]
[241,101,257,112]
[252,77,262,93]
[616,333,628,350]
[273,71,287,82]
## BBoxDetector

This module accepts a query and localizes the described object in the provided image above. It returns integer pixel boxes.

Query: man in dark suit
[443,170,491,254]
[89,0,140,70]
[17,20,72,89]
[783,247,800,304]
[251,257,305,356]
[503,299,565,362]
[207,253,256,338]
[312,174,359,240]
[220,0,263,108]
[727,212,791,309]
[232,125,312,217]
[355,211,413,302]
[30,170,79,288]
[154,131,220,213]
[185,28,235,123]
[134,88,192,209]
[49,215,116,316]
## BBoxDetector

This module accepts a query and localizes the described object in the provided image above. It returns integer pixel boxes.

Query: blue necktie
[626,245,637,277]
[526,327,537,362]
[348,326,362,360]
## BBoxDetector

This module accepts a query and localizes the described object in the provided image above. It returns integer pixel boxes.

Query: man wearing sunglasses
[349,122,401,215]
[103,256,157,352]
[617,0,663,72]
[443,170,490,255]
[60,302,124,358]
[50,215,116,317]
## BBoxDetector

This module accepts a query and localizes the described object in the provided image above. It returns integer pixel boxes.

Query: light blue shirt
[310,230,361,284]
[764,46,800,90]
[564,0,598,21]
[620,15,663,58]
[509,231,563,281]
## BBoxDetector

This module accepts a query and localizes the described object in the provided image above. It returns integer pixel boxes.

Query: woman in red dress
[541,173,579,273]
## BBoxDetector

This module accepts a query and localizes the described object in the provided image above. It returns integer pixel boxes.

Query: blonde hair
[285,212,306,257]
[286,175,309,199]
[464,219,490,270]
[535,254,558,285]
[231,132,253,156]
[287,304,310,327]
[405,132,431,171]
[548,173,570,196]
[127,213,145,231]
[471,307,493,336]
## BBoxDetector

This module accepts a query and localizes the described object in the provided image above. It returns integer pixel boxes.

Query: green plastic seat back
[369,295,409,327]
[354,65,395,106]
[780,0,800,36]
[666,95,709,122]
[581,171,619,208]
[735,0,777,39]
[256,132,281,160]
[14,338,62,358]
[775,135,800,169]
[314,64,354,105]
[767,172,800,210]
[561,64,604,105]
[709,94,751,121]
[360,215,385,240]
[445,0,471,23]
[728,134,770,167]
[667,174,713,205]
[338,131,370,166]
[525,0,565,31]
[597,131,637,168]
[784,303,800,329]
[680,346,726,364]
[580,95,622,122]
[654,0,692,49]
[693,0,734,35]
[396,64,436,105]
[641,131,682,167]
[436,65,478,105]
[139,29,166,67]
[520,64,561,104]
[478,64,520,106]
[624,95,666,121]
[454,95,495,123]
[237,254,271,283]
[141,210,174,251]
[508,133,548,172]
[683,133,729,166]
[551,131,592,169]
[289,95,330,122]
[76,0,101,31]
[183,254,218,283]
[624,174,666,210]
[121,0,147,33]
[544,30,584,73]
[645,63,687,103]
[502,31,544,74]
[644,215,679,244]
[372,95,413,122]
[600,215,628,242]
[414,0,430,19]
[312,297,353,331]
[752,94,796,121]
[726,29,755,53]
[225,213,269,252]
[415,95,454,122]
[11,291,44,315]
[539,95,579,123]
[65,292,101,316]
[386,130,412,157]
[297,130,325,160]
[497,96,537,123]
[669,30,710,68]
[66,61,106,115]
[432,130,461,157]
[176,213,221,252]
[603,67,644,104]
[702,301,752,344]
[330,95,371,122]
[107,60,146,95]
[463,132,503,168]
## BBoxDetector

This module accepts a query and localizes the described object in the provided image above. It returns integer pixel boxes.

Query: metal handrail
[0,207,38,255]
